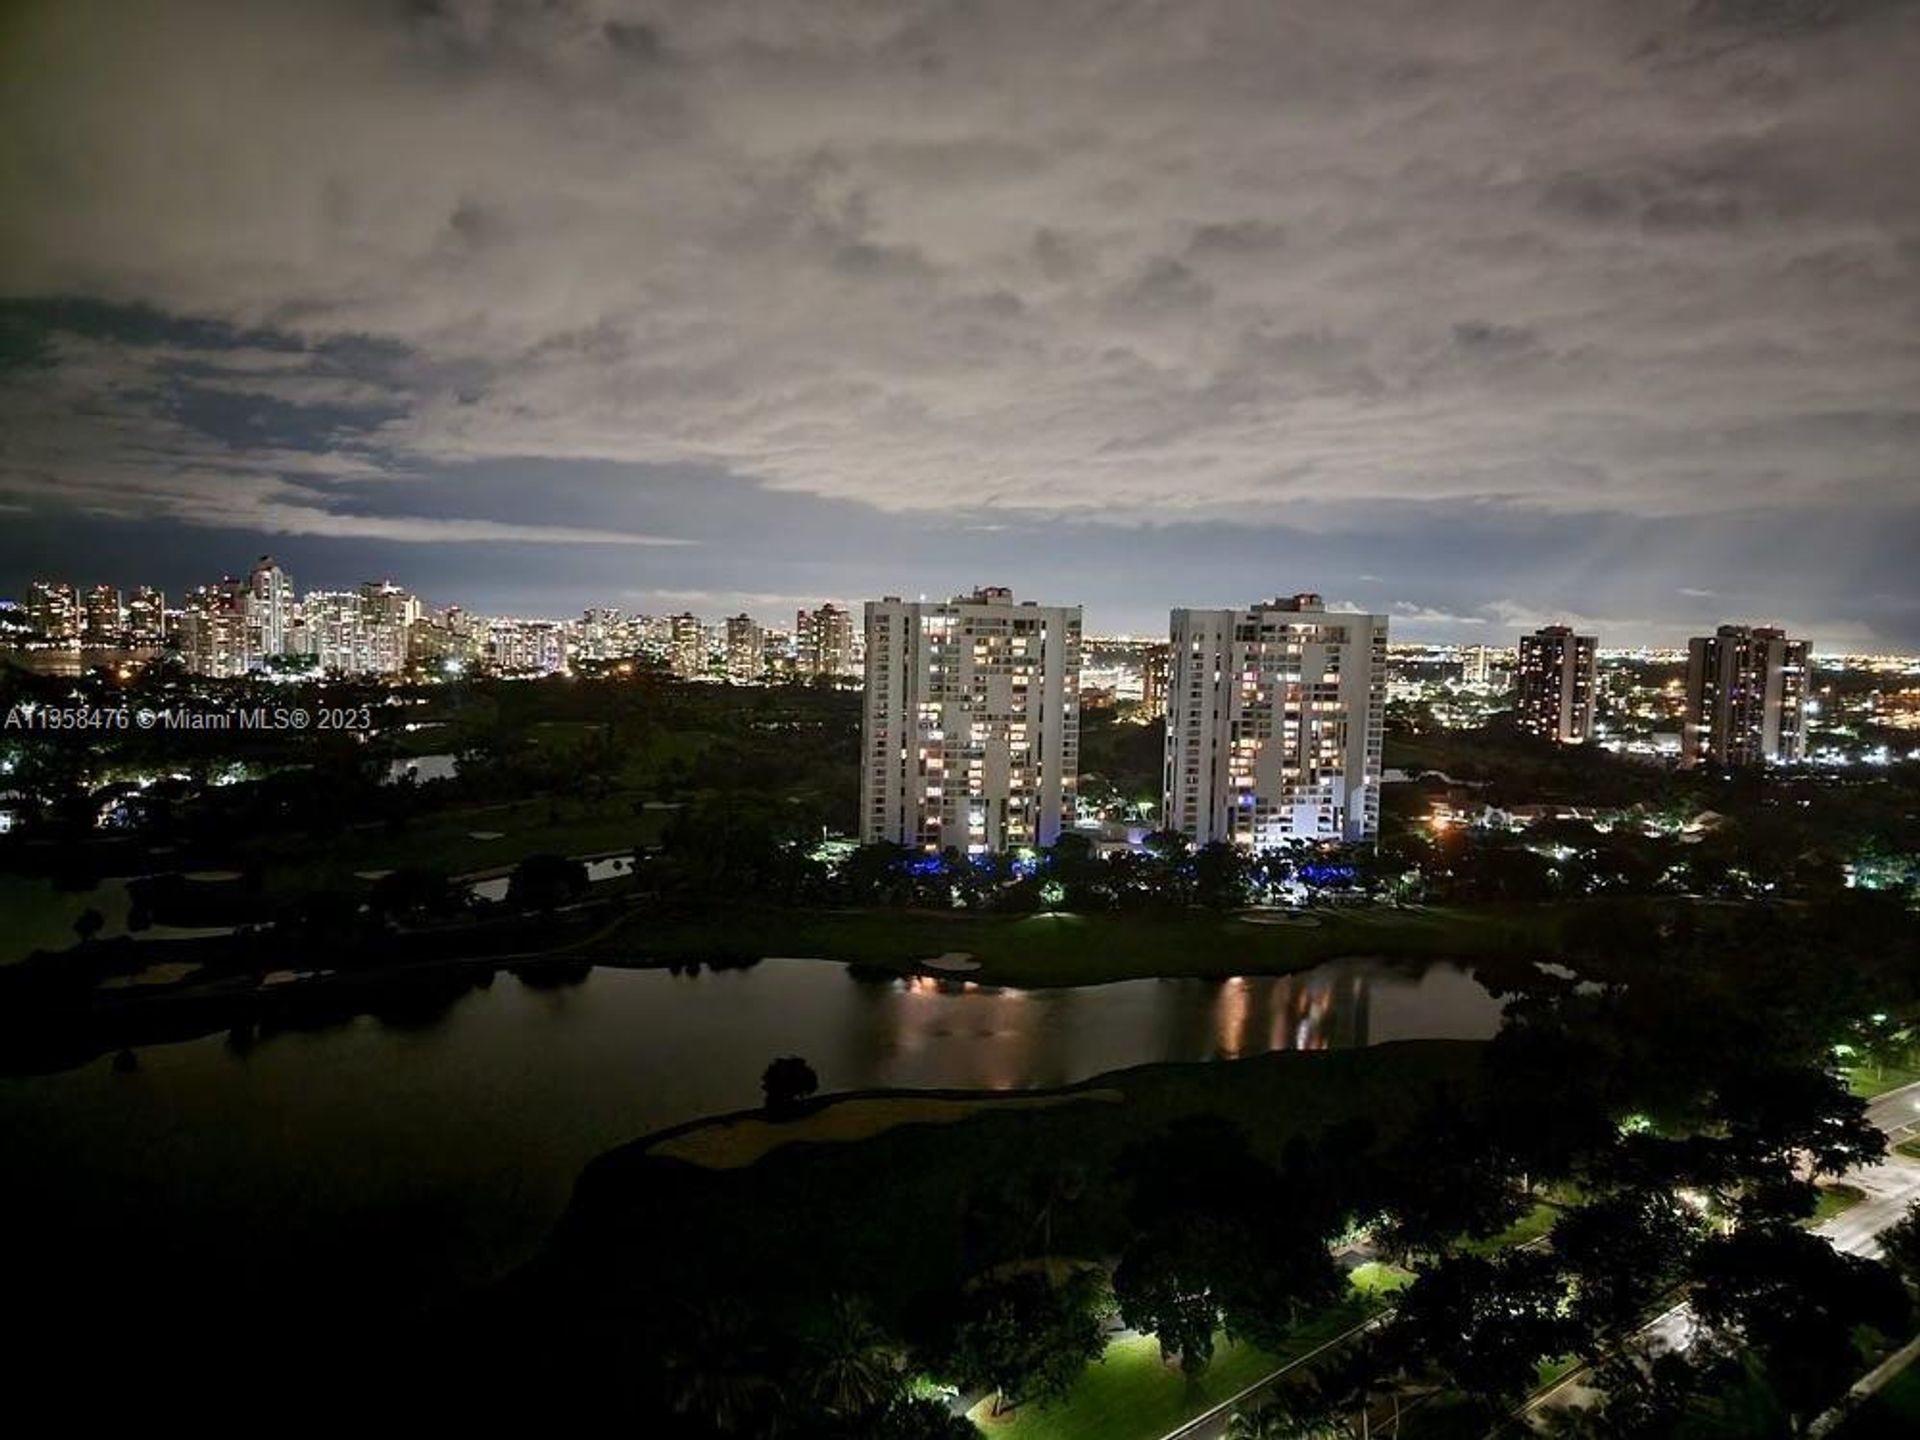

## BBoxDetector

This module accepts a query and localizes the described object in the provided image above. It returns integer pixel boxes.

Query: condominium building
[1164,594,1388,846]
[359,580,419,675]
[126,587,167,648]
[488,619,567,675]
[245,557,295,664]
[1514,625,1598,743]
[27,580,79,644]
[861,586,1081,852]
[796,603,856,677]
[81,584,125,647]
[724,614,764,681]
[668,613,706,678]
[1683,624,1810,766]
[1141,641,1172,719]
[179,581,250,678]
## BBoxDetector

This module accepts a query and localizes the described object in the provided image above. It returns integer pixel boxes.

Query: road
[1524,1078,1920,1427]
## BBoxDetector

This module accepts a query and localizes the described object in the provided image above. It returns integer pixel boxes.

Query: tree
[860,1397,981,1440]
[943,1271,1106,1416]
[761,1055,820,1116]
[367,866,457,924]
[1113,1226,1223,1379]
[1713,1065,1885,1183]
[72,907,104,945]
[1551,1189,1703,1344]
[1540,1346,1702,1440]
[1191,841,1253,910]
[660,1301,784,1437]
[1372,1095,1530,1262]
[1878,1198,1920,1293]
[807,1296,902,1421]
[1113,1116,1342,1367]
[1689,1225,1911,1427]
[1388,1249,1581,1409]
[1226,1400,1341,1439]
[505,852,589,913]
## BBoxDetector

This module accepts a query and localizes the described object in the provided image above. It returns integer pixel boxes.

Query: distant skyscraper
[359,580,419,675]
[724,614,764,681]
[27,580,79,644]
[180,580,250,677]
[487,619,567,675]
[579,608,632,661]
[126,587,166,648]
[796,603,856,677]
[862,586,1081,852]
[246,557,294,664]
[1164,594,1387,846]
[1683,624,1810,766]
[1514,625,1598,743]
[81,584,124,647]
[668,612,706,678]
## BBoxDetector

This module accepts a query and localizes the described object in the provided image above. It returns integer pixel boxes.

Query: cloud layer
[2,0,1917,639]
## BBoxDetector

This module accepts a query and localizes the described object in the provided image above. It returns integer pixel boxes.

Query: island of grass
[584,900,1582,988]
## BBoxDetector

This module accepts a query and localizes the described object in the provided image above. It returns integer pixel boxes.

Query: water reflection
[827,961,1460,1094]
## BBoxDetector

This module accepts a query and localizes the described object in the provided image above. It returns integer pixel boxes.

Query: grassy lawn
[1848,1061,1920,1100]
[1349,1260,1415,1299]
[971,1302,1376,1440]
[1813,1183,1869,1225]
[594,901,1579,987]
[1461,1201,1560,1257]
[1897,1139,1920,1162]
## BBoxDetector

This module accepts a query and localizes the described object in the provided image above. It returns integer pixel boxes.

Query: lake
[0,955,1503,1357]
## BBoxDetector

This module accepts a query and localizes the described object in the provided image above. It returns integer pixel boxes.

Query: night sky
[2,1,1917,646]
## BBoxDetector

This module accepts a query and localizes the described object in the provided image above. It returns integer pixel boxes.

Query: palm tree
[661,1300,784,1436]
[1225,1399,1342,1439]
[806,1295,902,1419]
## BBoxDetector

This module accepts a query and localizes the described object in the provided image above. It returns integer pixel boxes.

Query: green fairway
[0,874,132,964]
[594,901,1574,987]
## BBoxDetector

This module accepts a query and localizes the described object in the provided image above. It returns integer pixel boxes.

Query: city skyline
[2,552,1896,658]
[3,2,1917,650]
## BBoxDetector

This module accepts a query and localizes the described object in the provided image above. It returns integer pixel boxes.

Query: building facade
[246,557,295,663]
[27,580,79,644]
[724,614,765,681]
[1514,625,1599,743]
[81,584,125,647]
[668,613,706,678]
[126,587,167,648]
[797,603,857,677]
[1164,594,1387,846]
[1683,624,1810,766]
[861,586,1081,852]
[180,581,250,678]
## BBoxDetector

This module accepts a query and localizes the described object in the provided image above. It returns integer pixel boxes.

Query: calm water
[0,957,1502,1331]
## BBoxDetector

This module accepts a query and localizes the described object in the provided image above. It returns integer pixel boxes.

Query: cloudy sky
[3,0,1916,646]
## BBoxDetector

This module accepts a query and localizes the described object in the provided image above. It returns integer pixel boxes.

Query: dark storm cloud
[1,0,1917,643]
